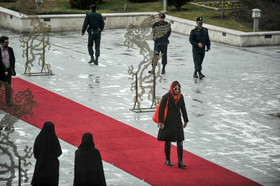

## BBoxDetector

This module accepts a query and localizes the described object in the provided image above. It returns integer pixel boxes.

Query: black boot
[178,161,186,168]
[193,70,198,78]
[165,159,173,166]
[198,70,205,79]
[94,56,99,65]
[165,142,173,166]
[177,141,186,168]
[88,55,94,63]
[161,65,166,74]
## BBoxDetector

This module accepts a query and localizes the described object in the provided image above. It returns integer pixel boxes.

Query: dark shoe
[88,58,94,64]
[6,102,13,106]
[94,57,99,65]
[165,160,173,166]
[198,71,205,79]
[161,65,166,74]
[193,71,198,78]
[178,161,186,168]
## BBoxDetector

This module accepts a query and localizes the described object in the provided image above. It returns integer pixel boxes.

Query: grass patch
[0,0,251,32]
[167,3,251,32]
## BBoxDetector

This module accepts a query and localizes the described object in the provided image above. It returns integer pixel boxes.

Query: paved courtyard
[0,28,280,185]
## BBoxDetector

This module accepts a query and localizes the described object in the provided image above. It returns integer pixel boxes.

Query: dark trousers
[154,45,168,65]
[165,141,183,161]
[193,52,205,71]
[1,68,12,104]
[88,32,101,58]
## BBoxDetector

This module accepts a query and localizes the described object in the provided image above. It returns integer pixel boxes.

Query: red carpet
[9,78,260,185]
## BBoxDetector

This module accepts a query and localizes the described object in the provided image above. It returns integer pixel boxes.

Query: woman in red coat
[157,81,189,168]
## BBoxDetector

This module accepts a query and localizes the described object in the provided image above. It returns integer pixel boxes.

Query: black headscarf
[78,132,95,149]
[74,133,106,186]
[31,121,62,186]
[33,121,62,159]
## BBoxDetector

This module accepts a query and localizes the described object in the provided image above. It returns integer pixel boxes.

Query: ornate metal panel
[124,14,171,112]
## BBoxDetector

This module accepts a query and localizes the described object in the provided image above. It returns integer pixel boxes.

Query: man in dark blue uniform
[152,13,171,74]
[82,4,105,65]
[189,17,210,79]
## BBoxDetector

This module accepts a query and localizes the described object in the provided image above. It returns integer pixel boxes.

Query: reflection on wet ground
[0,111,32,185]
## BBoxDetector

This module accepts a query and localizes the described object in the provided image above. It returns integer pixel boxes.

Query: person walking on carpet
[74,133,106,186]
[157,81,189,168]
[31,121,62,186]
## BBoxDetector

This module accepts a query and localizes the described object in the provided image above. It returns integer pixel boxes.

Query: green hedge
[0,0,17,2]
[69,0,102,10]
[128,0,158,3]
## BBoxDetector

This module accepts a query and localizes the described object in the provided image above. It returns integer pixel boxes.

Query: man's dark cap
[159,13,166,18]
[90,4,97,10]
[196,17,204,22]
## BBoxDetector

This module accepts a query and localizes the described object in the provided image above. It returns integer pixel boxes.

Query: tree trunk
[219,0,222,18]
[221,0,225,19]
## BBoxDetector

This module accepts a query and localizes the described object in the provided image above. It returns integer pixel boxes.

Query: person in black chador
[157,81,189,168]
[152,13,171,74]
[0,36,16,106]
[189,16,211,79]
[31,121,62,186]
[82,4,105,65]
[74,133,106,186]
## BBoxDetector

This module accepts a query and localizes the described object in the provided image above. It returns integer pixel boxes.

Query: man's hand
[159,123,164,129]
[4,72,8,76]
[198,43,203,48]
[206,48,210,52]
[183,122,188,128]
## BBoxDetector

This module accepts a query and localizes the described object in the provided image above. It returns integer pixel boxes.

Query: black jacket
[82,11,105,35]
[157,92,189,142]
[0,46,15,79]
[189,26,211,53]
[152,21,171,46]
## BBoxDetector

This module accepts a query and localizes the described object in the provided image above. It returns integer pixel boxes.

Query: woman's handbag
[153,96,169,124]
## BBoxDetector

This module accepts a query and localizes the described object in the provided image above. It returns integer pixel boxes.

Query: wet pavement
[0,28,280,185]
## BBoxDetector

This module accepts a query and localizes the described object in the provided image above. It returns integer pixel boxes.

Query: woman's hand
[159,123,164,129]
[183,122,188,128]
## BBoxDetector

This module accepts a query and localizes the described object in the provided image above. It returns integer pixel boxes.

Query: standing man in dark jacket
[0,36,16,106]
[152,13,171,74]
[189,17,210,79]
[82,4,105,65]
